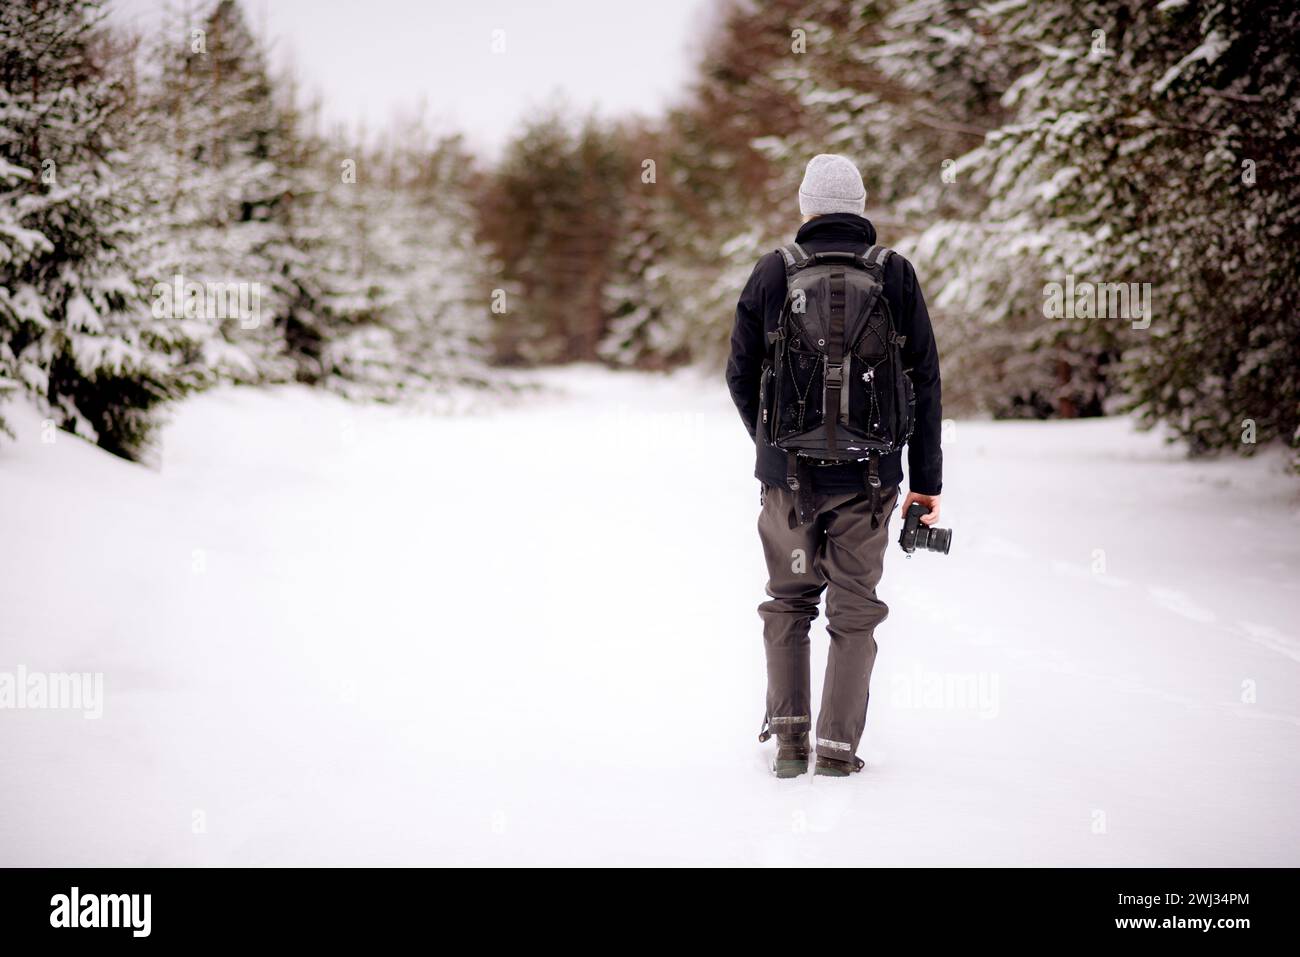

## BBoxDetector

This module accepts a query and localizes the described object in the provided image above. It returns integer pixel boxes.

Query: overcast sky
[109,0,712,159]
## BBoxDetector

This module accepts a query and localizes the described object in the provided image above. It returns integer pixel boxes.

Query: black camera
[898,502,952,556]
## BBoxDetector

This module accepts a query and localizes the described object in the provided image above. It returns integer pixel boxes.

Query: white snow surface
[2,366,1298,866]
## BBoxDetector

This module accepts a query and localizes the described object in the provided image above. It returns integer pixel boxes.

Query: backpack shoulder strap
[866,245,906,347]
[863,244,893,270]
[776,242,811,275]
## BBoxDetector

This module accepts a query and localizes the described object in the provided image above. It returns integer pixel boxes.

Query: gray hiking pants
[757,482,899,761]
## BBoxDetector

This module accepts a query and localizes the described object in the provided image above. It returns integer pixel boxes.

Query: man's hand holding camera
[901,491,940,526]
[898,491,952,556]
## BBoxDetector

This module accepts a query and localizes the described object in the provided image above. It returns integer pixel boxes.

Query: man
[725,153,943,778]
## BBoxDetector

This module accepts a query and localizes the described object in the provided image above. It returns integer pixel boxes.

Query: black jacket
[725,213,943,495]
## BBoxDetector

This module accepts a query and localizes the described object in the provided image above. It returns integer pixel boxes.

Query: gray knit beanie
[798,154,867,217]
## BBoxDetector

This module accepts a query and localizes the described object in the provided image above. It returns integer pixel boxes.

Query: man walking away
[725,154,944,777]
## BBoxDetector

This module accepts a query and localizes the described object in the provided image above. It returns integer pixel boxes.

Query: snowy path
[2,367,1298,866]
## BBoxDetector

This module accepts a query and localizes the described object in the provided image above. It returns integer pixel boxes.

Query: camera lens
[927,527,952,554]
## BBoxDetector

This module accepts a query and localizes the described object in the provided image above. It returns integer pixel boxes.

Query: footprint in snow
[1237,621,1300,664]
[1146,585,1217,623]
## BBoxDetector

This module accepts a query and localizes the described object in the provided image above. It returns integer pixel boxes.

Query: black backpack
[759,242,915,495]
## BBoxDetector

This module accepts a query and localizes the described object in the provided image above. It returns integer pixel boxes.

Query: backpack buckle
[825,364,844,388]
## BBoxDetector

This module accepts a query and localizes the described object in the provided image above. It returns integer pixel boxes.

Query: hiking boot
[814,754,865,777]
[772,733,810,778]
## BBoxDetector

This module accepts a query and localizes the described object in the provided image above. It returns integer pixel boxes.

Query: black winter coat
[725,213,943,495]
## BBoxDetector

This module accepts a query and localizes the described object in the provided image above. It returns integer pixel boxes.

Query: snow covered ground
[2,366,1298,866]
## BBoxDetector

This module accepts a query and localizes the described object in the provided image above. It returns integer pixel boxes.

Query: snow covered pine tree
[1,0,196,458]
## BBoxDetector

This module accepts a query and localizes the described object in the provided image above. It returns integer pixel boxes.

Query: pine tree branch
[1199,87,1264,104]
[910,112,994,139]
